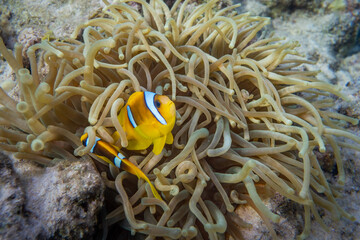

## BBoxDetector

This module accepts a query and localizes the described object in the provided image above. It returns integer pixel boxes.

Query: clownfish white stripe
[127,105,138,128]
[144,91,167,125]
[91,137,101,153]
[114,156,122,168]
[117,152,125,159]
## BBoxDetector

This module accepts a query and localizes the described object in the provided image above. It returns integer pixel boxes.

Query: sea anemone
[0,0,359,239]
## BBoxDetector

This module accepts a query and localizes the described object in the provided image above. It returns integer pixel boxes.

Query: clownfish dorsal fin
[121,158,141,178]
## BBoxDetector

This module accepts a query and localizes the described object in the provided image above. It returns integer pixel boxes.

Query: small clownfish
[113,91,176,155]
[80,133,162,200]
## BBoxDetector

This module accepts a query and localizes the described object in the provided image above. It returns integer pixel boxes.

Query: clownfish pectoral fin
[133,125,151,140]
[127,138,152,151]
[165,132,174,145]
[121,158,162,200]
[152,136,167,155]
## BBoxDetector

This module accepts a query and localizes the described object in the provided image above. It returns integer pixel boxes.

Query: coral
[0,0,103,46]
[0,153,104,239]
[256,0,322,17]
[270,10,358,85]
[335,52,360,123]
[0,153,26,240]
[0,0,359,239]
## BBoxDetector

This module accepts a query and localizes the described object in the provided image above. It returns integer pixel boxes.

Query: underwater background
[0,0,359,239]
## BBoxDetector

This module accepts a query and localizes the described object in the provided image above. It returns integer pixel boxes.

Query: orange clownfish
[80,133,162,200]
[113,91,176,155]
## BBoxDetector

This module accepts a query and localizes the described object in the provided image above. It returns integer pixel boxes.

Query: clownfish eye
[155,100,161,108]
